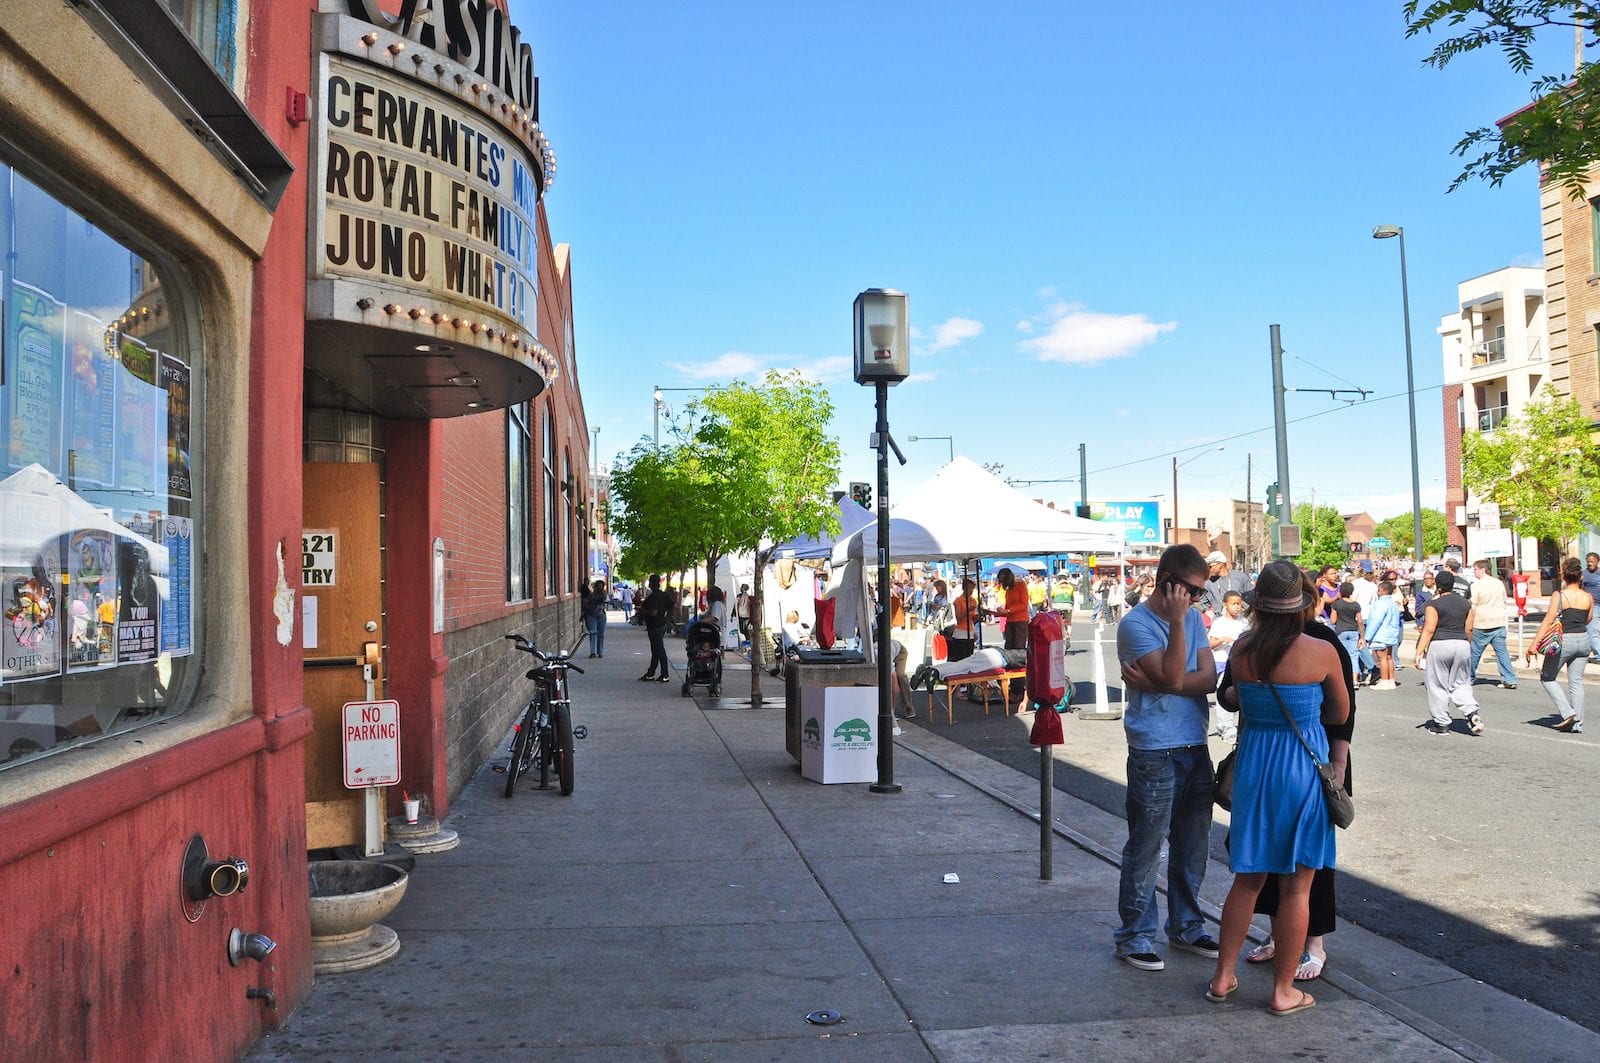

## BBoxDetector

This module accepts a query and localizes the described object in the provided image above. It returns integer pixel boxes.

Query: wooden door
[302,461,385,850]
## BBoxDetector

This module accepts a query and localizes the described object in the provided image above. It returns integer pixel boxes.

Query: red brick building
[0,2,589,1057]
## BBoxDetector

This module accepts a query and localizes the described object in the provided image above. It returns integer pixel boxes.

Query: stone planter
[307,860,409,974]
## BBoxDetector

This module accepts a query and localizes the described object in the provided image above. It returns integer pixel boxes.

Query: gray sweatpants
[1424,640,1479,726]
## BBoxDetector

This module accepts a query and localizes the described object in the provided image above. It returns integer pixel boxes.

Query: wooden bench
[935,668,1027,724]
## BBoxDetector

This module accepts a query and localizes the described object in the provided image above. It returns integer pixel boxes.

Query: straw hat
[1251,560,1314,614]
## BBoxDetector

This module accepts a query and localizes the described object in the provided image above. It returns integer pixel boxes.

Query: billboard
[1093,500,1163,545]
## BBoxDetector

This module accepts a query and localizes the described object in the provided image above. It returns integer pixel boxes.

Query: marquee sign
[343,0,538,115]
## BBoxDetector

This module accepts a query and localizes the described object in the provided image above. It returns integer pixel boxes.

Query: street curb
[893,725,1508,1063]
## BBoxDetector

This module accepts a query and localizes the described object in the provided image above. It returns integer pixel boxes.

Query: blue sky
[528,1,1565,522]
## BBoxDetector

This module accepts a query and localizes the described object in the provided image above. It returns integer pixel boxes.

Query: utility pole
[1271,325,1292,558]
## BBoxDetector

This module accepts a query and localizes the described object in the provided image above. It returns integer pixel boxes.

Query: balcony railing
[1469,337,1506,366]
[1478,404,1509,432]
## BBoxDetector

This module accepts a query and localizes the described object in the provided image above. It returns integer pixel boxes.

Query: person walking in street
[618,583,635,624]
[1206,561,1349,1017]
[1330,582,1373,686]
[581,580,608,658]
[1526,557,1593,734]
[1203,550,1250,618]
[1581,553,1600,664]
[1413,570,1484,735]
[1468,561,1517,689]
[1316,567,1341,623]
[638,575,673,683]
[735,583,752,648]
[1113,544,1220,972]
[1364,580,1403,689]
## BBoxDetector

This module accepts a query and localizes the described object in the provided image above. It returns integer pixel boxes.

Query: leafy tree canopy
[1292,502,1352,572]
[1405,1,1600,193]
[1374,508,1450,558]
[1461,385,1600,547]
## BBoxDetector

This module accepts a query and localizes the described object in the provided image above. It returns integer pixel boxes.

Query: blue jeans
[1115,745,1214,955]
[1469,626,1515,684]
[1337,630,1374,676]
[586,611,606,655]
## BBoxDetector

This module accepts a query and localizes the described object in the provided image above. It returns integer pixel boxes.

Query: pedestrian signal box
[1274,523,1302,557]
[849,482,872,510]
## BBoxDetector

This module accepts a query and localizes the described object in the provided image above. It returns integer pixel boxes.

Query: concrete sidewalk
[249,620,1598,1062]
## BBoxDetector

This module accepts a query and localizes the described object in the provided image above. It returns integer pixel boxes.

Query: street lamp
[1373,224,1426,563]
[906,434,954,462]
[854,288,909,796]
[1171,446,1224,545]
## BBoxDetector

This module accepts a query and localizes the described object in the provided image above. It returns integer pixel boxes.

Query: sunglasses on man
[1162,576,1207,601]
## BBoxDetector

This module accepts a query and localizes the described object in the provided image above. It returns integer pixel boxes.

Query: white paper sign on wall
[303,529,337,587]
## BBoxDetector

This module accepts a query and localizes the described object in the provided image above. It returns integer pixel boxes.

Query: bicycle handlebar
[503,632,588,673]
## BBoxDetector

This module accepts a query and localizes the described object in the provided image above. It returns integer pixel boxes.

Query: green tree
[686,371,841,704]
[1404,2,1600,193]
[1373,508,1450,558]
[1293,501,1350,572]
[609,441,725,582]
[1462,385,1600,551]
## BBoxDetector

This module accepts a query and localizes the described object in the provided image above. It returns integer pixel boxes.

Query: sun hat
[1252,560,1314,614]
[1205,550,1228,564]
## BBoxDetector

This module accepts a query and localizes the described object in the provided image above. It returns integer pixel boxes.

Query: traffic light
[1265,481,1280,521]
[849,481,872,510]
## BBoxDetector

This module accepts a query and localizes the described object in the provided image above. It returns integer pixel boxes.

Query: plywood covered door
[302,461,384,850]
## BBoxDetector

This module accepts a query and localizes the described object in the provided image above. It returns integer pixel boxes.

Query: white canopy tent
[830,456,1123,565]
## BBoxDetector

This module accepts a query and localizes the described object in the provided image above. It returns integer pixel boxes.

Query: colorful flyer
[0,488,64,682]
[64,311,117,487]
[161,355,192,500]
[159,515,192,658]
[5,280,65,473]
[114,334,159,497]
[66,528,117,670]
[115,539,158,664]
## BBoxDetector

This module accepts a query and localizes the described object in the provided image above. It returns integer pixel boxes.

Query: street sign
[1370,536,1391,549]
[342,699,400,788]
[1479,503,1501,530]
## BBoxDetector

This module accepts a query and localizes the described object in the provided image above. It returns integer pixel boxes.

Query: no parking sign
[342,700,400,788]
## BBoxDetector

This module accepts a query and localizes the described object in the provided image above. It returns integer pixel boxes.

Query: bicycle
[501,632,588,797]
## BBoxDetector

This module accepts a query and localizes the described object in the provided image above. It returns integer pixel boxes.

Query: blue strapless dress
[1230,682,1336,874]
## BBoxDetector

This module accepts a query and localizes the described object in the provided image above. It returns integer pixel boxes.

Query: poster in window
[5,281,65,473]
[0,488,63,682]
[64,311,117,487]
[66,528,117,670]
[114,335,159,497]
[115,539,158,663]
[161,354,191,500]
[160,516,192,657]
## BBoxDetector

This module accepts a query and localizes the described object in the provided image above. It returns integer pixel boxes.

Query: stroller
[681,619,724,697]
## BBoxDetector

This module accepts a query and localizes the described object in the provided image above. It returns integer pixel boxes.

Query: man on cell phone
[1112,543,1220,972]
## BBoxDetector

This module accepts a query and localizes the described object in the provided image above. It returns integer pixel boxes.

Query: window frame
[506,402,532,602]
[542,402,557,598]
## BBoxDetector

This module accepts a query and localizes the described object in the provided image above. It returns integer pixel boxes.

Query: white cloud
[1015,318,1035,334]
[1018,305,1177,366]
[905,370,941,384]
[927,316,984,353]
[670,351,765,378]
[784,355,852,383]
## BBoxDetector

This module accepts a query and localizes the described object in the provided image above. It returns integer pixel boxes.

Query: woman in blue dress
[1206,561,1350,1016]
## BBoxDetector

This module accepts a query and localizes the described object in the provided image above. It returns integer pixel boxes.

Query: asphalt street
[905,614,1600,1034]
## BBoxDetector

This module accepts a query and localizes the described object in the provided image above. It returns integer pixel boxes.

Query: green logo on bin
[803,717,820,745]
[833,718,872,744]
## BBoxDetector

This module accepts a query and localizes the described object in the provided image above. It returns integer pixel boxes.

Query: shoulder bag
[1535,591,1564,657]
[1267,682,1355,829]
[1212,746,1238,810]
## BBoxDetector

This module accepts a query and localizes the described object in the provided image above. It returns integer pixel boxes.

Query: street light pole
[906,434,953,462]
[1374,225,1426,562]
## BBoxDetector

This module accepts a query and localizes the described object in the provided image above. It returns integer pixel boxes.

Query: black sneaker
[1169,935,1221,960]
[1467,712,1485,736]
[1419,719,1450,735]
[1120,951,1164,971]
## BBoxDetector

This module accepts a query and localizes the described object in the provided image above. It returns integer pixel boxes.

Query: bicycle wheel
[504,701,535,797]
[553,702,575,796]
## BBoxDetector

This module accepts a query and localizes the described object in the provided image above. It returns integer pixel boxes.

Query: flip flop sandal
[1294,952,1326,982]
[1204,977,1238,1003]
[1268,990,1316,1017]
[1245,940,1275,964]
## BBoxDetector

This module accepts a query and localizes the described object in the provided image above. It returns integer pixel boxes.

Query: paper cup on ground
[403,798,420,824]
